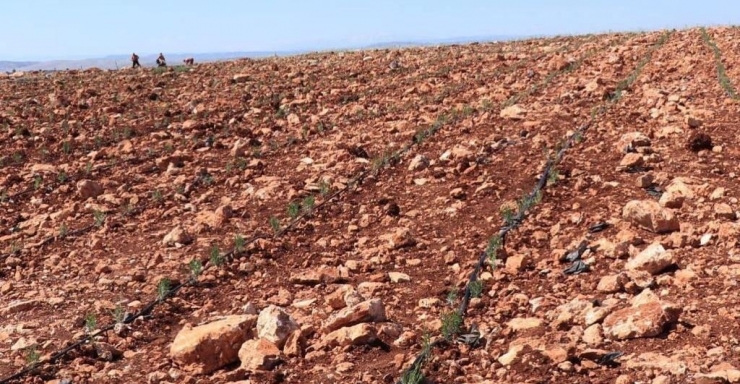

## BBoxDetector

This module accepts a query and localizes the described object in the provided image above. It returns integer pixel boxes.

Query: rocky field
[2,26,740,384]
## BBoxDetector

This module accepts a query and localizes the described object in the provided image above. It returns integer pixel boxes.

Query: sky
[1,0,739,61]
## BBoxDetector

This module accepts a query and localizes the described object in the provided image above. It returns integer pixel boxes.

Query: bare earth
[2,27,740,384]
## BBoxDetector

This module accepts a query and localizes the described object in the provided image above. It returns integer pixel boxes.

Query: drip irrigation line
[395,29,673,384]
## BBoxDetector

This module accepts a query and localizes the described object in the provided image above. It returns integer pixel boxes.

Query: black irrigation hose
[0,36,611,384]
[395,29,673,384]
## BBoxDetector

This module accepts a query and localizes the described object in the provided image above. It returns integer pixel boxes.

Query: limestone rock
[162,226,193,246]
[322,299,386,332]
[622,200,680,233]
[170,315,256,374]
[76,179,104,200]
[715,203,737,221]
[500,104,526,120]
[602,290,681,340]
[625,243,674,275]
[320,323,378,349]
[238,339,281,372]
[617,132,651,153]
[256,305,299,349]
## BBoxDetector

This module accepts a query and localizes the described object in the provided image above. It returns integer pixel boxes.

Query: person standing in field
[156,53,167,67]
[131,53,141,68]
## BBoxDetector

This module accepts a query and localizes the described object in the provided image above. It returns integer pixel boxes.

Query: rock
[659,191,685,209]
[620,153,644,168]
[500,104,526,120]
[696,362,740,383]
[320,323,378,349]
[238,339,280,372]
[388,272,411,283]
[505,254,531,273]
[617,132,651,153]
[624,270,655,293]
[582,324,603,346]
[625,243,674,275]
[233,74,250,83]
[322,299,387,332]
[622,200,680,234]
[169,315,257,374]
[450,188,466,200]
[231,139,249,158]
[408,155,429,171]
[637,173,654,188]
[602,290,681,340]
[498,345,525,366]
[283,330,305,358]
[715,203,737,220]
[76,180,103,200]
[1,300,41,316]
[256,305,299,349]
[162,226,193,246]
[384,228,416,250]
[597,274,626,293]
[94,342,123,362]
[686,116,703,128]
[507,317,543,331]
[549,298,593,329]
[623,352,688,375]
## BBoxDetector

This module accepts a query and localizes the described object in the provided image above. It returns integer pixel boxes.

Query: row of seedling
[503,32,638,108]
[700,27,739,99]
[397,29,674,384]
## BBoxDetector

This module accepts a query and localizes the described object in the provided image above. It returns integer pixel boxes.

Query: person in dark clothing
[156,53,167,67]
[131,53,141,68]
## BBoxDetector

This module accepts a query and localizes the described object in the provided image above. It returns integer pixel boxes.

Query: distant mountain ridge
[0,35,524,72]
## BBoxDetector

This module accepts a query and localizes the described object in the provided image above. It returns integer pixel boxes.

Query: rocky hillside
[1,27,740,384]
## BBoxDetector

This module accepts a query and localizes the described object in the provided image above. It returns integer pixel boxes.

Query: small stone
[500,104,526,120]
[714,203,737,220]
[507,317,543,331]
[620,153,644,168]
[238,339,281,372]
[582,324,603,346]
[320,323,378,349]
[388,272,411,283]
[256,305,300,349]
[637,174,654,188]
[162,226,193,246]
[76,180,103,200]
[622,200,680,234]
[450,188,466,200]
[408,155,429,171]
[625,243,674,275]
[597,274,625,293]
[686,116,702,128]
[322,299,386,332]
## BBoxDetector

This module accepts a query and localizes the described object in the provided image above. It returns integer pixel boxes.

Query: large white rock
[170,315,256,374]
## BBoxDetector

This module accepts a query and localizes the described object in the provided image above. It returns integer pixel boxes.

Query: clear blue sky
[1,0,738,61]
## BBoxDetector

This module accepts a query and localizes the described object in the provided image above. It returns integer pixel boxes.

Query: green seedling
[188,259,203,282]
[269,216,281,234]
[93,210,106,227]
[469,280,484,298]
[234,234,246,253]
[287,201,300,219]
[157,278,171,302]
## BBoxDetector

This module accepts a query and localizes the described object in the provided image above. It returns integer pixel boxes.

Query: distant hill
[0,35,524,72]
